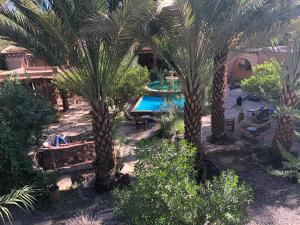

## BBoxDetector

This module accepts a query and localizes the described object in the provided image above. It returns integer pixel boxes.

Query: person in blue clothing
[54,132,68,147]
[42,132,68,148]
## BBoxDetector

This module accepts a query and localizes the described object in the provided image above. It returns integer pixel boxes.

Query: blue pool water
[134,96,184,112]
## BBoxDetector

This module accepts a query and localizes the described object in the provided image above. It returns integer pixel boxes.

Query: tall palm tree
[0,0,151,192]
[130,0,223,161]
[209,0,300,142]
[273,38,300,150]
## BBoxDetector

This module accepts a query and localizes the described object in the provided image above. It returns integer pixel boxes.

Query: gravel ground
[241,169,300,225]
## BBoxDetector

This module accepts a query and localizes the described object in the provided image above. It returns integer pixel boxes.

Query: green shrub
[114,140,253,225]
[112,65,150,110]
[0,80,54,146]
[241,62,281,99]
[0,80,54,194]
[159,113,185,138]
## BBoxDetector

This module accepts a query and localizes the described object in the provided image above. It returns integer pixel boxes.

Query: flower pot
[48,184,60,204]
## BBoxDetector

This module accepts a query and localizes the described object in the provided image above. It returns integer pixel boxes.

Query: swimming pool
[132,96,184,113]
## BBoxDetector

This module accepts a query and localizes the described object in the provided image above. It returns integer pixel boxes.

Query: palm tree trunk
[61,91,69,112]
[92,102,116,192]
[183,82,204,154]
[276,114,294,150]
[211,45,228,142]
[276,85,299,150]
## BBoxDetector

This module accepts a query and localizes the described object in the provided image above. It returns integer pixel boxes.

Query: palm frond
[277,141,300,171]
[0,186,36,223]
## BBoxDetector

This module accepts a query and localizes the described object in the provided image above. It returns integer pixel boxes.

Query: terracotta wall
[228,50,289,82]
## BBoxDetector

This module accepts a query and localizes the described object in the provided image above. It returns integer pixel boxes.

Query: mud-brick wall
[38,142,95,170]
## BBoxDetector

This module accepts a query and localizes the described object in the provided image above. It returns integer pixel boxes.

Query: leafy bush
[0,80,54,146]
[114,140,253,225]
[0,80,54,194]
[112,65,150,110]
[241,62,281,99]
[159,113,184,138]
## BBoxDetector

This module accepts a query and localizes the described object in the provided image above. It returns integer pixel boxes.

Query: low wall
[37,141,95,170]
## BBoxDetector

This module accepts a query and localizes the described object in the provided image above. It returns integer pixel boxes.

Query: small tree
[112,65,150,110]
[241,62,281,99]
[0,80,53,193]
[0,80,54,147]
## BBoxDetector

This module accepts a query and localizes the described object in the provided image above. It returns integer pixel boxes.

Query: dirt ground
[9,168,300,225]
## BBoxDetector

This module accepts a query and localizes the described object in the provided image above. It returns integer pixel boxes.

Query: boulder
[57,175,72,191]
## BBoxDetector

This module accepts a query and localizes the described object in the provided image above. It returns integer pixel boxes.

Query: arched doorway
[229,57,253,82]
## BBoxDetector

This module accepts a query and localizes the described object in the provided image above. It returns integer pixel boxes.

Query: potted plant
[47,183,60,204]
[45,170,60,204]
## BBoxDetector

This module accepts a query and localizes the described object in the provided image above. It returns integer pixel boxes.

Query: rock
[121,162,136,176]
[57,175,72,191]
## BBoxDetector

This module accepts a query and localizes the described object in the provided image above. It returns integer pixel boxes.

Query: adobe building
[228,46,289,85]
[0,46,62,109]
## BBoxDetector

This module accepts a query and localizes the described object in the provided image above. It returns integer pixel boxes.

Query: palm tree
[0,186,35,223]
[209,0,300,142]
[0,0,151,192]
[122,1,231,177]
[273,38,300,150]
[134,0,219,152]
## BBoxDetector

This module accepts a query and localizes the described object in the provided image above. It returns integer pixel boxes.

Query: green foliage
[201,171,253,224]
[0,80,54,146]
[0,185,36,223]
[52,73,74,93]
[158,110,177,138]
[0,80,54,194]
[172,116,185,134]
[241,62,281,99]
[275,141,300,182]
[112,65,150,110]
[159,111,184,138]
[114,140,253,225]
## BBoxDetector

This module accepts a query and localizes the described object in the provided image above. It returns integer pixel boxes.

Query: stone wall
[37,141,95,170]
